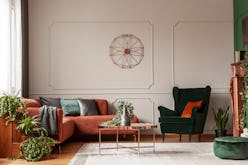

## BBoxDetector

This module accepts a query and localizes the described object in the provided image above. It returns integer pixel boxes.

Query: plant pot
[120,107,131,126]
[215,129,227,137]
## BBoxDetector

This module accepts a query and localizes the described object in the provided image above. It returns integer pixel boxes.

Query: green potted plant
[100,100,134,126]
[116,101,134,119]
[0,93,26,125]
[116,101,134,126]
[17,115,58,161]
[16,115,40,139]
[212,106,229,137]
[240,50,248,131]
[19,130,57,162]
[0,93,57,161]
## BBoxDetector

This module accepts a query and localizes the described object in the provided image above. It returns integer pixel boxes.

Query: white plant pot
[241,127,248,138]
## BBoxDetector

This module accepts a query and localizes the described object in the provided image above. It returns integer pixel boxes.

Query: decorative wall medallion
[110,34,144,69]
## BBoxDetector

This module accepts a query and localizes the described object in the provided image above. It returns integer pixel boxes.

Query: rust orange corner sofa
[22,98,138,147]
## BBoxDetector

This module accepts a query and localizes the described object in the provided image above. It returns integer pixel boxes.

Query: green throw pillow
[60,99,80,116]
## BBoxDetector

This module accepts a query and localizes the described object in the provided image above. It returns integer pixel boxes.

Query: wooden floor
[0,134,215,165]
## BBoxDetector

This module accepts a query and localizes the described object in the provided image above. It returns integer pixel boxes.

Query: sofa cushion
[73,115,139,135]
[78,99,99,116]
[21,98,41,107]
[181,100,202,118]
[40,97,61,108]
[95,99,108,115]
[60,99,80,116]
[73,115,116,135]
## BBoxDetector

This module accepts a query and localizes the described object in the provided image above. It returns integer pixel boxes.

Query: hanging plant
[240,50,248,129]
[0,92,27,125]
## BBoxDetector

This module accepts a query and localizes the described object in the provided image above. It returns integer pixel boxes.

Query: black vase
[215,129,227,137]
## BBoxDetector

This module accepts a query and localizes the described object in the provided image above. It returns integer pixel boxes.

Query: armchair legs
[162,133,165,142]
[162,133,201,142]
[189,134,191,142]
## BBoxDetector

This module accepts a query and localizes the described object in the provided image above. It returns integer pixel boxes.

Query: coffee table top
[98,123,157,130]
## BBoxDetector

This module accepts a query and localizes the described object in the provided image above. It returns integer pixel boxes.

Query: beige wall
[29,0,233,134]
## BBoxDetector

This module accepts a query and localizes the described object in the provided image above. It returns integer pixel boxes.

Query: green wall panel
[234,0,248,51]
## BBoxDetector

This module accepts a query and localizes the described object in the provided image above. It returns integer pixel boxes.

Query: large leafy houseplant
[19,130,57,162]
[17,113,57,161]
[16,115,40,137]
[0,93,57,161]
[0,93,27,125]
[212,106,229,137]
[240,50,248,129]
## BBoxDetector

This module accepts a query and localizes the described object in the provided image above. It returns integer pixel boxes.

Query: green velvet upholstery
[158,86,211,142]
[214,137,248,160]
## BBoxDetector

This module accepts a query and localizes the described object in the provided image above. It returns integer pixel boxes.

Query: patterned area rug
[68,142,248,165]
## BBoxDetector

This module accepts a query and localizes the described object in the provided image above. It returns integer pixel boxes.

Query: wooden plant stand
[0,117,22,158]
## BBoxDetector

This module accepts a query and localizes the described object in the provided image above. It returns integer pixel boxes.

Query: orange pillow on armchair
[181,100,202,118]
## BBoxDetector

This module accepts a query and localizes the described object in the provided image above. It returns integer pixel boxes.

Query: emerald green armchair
[158,86,211,142]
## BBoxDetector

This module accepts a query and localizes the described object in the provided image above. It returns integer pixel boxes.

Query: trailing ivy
[0,93,27,125]
[19,135,57,162]
[240,50,248,129]
[0,93,58,162]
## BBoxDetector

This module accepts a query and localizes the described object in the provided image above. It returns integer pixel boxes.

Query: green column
[234,0,248,51]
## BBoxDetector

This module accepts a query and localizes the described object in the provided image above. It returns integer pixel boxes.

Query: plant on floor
[212,106,229,137]
[18,116,58,162]
[0,92,58,161]
[19,130,57,162]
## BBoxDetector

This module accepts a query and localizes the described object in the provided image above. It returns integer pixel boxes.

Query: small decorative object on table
[241,127,248,138]
[100,100,134,126]
[117,101,134,126]
[212,106,229,137]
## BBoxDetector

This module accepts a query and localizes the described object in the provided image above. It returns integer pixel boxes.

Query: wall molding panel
[112,98,155,124]
[49,21,154,90]
[172,20,233,92]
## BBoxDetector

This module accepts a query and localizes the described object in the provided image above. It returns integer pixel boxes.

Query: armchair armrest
[54,108,63,143]
[158,105,177,116]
